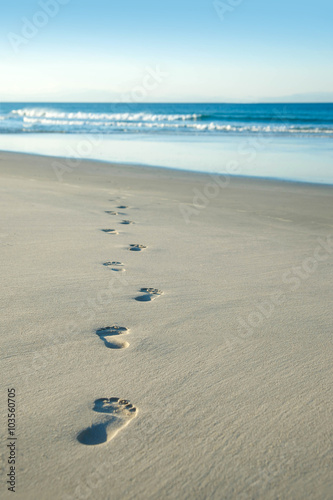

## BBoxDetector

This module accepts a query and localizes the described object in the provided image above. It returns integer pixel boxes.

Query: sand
[0,151,332,500]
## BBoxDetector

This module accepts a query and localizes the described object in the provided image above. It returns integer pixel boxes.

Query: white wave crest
[12,108,199,122]
[2,107,332,136]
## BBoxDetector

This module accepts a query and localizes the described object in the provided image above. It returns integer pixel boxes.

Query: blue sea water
[0,102,332,184]
[1,102,333,136]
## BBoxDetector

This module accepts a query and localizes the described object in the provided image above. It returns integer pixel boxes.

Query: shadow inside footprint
[103,261,125,272]
[135,288,163,302]
[129,244,147,252]
[135,294,155,302]
[101,338,129,349]
[120,220,134,225]
[77,422,109,446]
[101,229,118,234]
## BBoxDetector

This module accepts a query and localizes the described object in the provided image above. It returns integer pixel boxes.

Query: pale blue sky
[1,0,333,102]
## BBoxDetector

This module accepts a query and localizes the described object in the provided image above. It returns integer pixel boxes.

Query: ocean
[0,102,332,183]
[1,102,333,136]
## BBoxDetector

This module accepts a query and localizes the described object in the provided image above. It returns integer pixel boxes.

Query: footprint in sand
[103,261,125,272]
[135,288,164,302]
[101,229,119,234]
[105,211,118,215]
[129,244,147,252]
[117,205,128,209]
[120,220,134,225]
[77,397,137,446]
[96,325,130,349]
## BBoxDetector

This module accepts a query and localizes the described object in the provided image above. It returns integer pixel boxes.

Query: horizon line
[1,101,333,105]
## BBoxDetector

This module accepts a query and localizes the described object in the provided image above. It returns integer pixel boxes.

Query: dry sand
[0,151,332,500]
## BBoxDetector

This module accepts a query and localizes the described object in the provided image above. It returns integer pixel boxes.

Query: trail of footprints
[78,200,163,445]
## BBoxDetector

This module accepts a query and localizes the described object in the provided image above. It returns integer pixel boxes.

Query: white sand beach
[0,151,332,500]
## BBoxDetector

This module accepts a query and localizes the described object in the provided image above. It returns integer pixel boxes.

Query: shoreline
[1,149,333,188]
[0,129,333,185]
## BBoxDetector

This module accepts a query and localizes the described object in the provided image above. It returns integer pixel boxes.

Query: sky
[0,0,333,102]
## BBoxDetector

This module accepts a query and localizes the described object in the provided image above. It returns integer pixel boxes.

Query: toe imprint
[93,397,137,415]
[96,325,129,336]
[140,288,163,295]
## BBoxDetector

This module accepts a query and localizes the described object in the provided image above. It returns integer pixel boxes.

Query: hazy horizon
[1,0,332,103]
[1,96,333,104]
